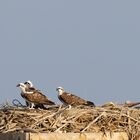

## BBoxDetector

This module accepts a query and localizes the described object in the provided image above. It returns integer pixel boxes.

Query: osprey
[17,83,55,109]
[24,80,52,109]
[56,87,95,107]
[24,80,44,108]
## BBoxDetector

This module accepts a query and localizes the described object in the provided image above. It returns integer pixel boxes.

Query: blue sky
[0,1,140,105]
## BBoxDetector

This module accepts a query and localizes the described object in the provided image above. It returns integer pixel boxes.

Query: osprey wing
[59,92,92,106]
[30,91,55,105]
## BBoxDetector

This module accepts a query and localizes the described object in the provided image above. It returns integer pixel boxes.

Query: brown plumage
[56,87,95,107]
[24,81,43,108]
[20,91,55,105]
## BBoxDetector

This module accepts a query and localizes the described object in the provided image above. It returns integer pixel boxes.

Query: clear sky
[0,1,140,105]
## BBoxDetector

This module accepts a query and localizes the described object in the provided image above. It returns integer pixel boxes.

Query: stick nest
[0,103,140,139]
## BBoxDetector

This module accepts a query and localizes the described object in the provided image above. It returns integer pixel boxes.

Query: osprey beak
[16,84,20,87]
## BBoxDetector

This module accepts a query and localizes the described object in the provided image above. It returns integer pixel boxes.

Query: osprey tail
[86,101,95,107]
[45,99,55,105]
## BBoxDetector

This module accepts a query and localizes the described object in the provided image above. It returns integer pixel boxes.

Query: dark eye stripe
[24,82,30,85]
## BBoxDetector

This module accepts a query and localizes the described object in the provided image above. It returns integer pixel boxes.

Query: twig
[31,106,68,128]
[81,112,105,132]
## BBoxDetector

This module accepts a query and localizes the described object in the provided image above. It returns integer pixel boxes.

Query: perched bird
[17,83,55,109]
[56,87,95,107]
[24,80,51,109]
[24,80,42,108]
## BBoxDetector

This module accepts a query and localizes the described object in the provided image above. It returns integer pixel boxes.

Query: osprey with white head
[56,86,95,107]
[56,86,64,95]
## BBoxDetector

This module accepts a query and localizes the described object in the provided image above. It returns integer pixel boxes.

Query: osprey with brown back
[56,87,95,107]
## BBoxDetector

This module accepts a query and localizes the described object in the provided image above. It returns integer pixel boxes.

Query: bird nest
[0,103,140,139]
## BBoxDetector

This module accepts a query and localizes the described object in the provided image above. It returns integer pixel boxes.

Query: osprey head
[16,83,26,92]
[56,87,64,95]
[24,80,33,88]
